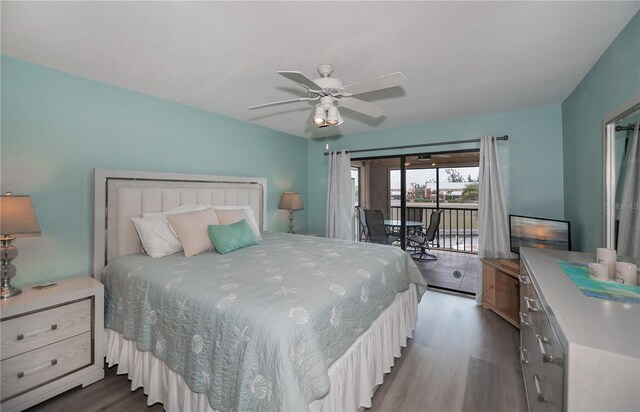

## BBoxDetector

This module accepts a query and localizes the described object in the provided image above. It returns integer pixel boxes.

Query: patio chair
[363,209,400,245]
[357,207,369,241]
[407,209,443,261]
[407,208,424,236]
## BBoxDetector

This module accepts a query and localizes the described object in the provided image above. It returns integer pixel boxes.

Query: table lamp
[0,193,41,298]
[278,192,304,234]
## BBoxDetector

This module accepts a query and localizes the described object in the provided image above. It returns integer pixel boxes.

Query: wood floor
[27,290,526,412]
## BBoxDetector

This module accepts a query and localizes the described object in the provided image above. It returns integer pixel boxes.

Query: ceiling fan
[247,64,407,127]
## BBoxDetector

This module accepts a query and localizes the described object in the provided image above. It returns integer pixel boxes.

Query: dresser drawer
[0,332,92,401]
[532,312,564,368]
[1,299,92,361]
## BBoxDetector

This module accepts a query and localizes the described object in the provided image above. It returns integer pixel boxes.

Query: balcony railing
[390,205,479,253]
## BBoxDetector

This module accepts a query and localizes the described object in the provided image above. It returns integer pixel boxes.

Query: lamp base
[0,281,21,299]
[1,235,21,299]
[288,210,296,234]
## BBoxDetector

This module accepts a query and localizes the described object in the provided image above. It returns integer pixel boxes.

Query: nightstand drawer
[1,299,91,360]
[0,332,92,401]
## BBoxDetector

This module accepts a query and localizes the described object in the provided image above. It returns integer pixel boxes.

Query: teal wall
[1,56,309,287]
[307,105,565,236]
[562,12,640,252]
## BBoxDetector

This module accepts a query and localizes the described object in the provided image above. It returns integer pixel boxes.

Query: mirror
[603,92,640,259]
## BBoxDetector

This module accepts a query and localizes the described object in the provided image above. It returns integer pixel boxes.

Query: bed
[94,169,427,411]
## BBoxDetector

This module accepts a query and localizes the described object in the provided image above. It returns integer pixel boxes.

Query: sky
[390,166,479,190]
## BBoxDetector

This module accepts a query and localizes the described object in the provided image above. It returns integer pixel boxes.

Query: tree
[444,190,454,201]
[409,182,426,202]
[445,168,464,182]
[461,182,479,203]
[467,174,477,183]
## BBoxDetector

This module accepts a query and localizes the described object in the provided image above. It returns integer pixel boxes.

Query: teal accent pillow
[207,219,258,254]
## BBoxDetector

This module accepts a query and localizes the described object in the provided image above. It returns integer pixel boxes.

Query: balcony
[390,205,478,253]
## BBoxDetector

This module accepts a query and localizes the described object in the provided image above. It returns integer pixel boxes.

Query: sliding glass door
[353,150,479,253]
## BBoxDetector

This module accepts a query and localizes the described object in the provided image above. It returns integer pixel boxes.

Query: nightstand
[0,276,104,412]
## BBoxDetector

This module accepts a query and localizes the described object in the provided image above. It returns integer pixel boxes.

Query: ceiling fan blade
[246,97,311,110]
[339,98,386,118]
[278,71,323,91]
[341,72,407,96]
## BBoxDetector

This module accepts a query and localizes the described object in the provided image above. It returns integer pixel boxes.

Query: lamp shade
[0,194,41,237]
[278,192,304,211]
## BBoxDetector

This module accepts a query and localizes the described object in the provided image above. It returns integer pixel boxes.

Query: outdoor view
[390,167,479,206]
[390,166,479,252]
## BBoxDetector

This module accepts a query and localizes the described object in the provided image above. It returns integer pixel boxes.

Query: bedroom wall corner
[307,105,565,237]
[0,56,309,287]
[561,11,640,252]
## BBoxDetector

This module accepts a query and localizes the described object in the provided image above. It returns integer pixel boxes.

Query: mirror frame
[603,92,640,249]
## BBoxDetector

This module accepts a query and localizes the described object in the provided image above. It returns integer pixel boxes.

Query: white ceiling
[2,1,639,138]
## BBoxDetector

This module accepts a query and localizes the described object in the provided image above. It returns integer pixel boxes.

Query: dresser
[0,276,104,411]
[519,248,640,412]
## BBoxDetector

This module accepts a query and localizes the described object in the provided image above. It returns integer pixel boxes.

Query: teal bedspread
[103,233,426,411]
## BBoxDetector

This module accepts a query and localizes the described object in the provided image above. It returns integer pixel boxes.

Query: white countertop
[521,248,640,361]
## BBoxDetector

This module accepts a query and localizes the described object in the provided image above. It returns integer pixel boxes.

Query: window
[437,167,479,206]
[351,167,360,207]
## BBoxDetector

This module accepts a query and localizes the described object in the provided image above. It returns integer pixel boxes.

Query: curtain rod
[323,135,508,156]
[615,124,637,132]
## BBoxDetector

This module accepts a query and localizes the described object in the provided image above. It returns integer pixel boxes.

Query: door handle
[533,373,549,403]
[537,334,563,365]
[17,359,57,379]
[519,347,529,365]
[524,296,540,312]
[17,324,58,341]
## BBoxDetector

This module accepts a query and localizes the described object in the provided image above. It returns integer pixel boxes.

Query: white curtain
[616,123,640,258]
[476,136,514,304]
[326,150,354,240]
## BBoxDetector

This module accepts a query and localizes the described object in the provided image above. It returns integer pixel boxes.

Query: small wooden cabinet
[481,258,520,328]
[0,276,104,411]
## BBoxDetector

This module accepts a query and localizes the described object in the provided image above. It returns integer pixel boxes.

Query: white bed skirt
[105,283,418,411]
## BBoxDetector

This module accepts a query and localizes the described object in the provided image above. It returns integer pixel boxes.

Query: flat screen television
[509,215,571,254]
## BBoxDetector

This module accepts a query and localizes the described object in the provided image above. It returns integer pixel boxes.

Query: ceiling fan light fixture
[250,65,407,132]
[313,106,326,125]
[326,106,339,126]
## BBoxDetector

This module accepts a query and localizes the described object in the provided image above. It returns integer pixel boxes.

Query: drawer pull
[519,312,530,327]
[518,275,529,284]
[537,334,563,365]
[519,347,529,364]
[533,373,549,403]
[524,297,540,312]
[16,324,58,341]
[17,359,58,379]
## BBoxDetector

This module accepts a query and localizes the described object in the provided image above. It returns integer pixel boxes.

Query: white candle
[589,263,611,282]
[596,248,617,280]
[615,262,638,286]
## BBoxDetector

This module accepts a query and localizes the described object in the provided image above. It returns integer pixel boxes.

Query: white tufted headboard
[93,169,267,280]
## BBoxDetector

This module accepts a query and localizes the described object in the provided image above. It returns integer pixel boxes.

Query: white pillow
[131,215,183,258]
[132,204,210,258]
[166,208,220,257]
[143,204,209,218]
[213,206,262,240]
